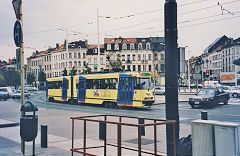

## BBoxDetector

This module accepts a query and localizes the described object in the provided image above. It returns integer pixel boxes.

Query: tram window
[48,81,63,89]
[125,78,129,89]
[93,79,100,89]
[109,78,118,89]
[86,79,93,89]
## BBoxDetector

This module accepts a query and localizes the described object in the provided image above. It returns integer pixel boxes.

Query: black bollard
[99,122,106,140]
[41,124,48,148]
[138,118,145,136]
[201,111,208,120]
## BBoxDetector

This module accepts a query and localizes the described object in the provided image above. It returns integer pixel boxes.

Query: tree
[3,70,20,88]
[62,68,68,76]
[0,73,6,87]
[27,72,36,85]
[106,53,123,72]
[69,66,77,76]
[38,70,46,82]
[82,64,92,74]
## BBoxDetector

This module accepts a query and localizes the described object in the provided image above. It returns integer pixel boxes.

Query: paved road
[1,92,240,155]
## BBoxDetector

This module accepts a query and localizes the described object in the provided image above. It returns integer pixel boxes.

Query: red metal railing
[71,115,176,156]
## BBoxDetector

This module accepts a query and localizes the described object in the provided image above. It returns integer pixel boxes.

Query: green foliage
[1,70,20,88]
[107,53,122,72]
[0,73,6,87]
[69,66,77,76]
[38,70,46,82]
[27,72,36,85]
[63,68,68,76]
[82,64,92,74]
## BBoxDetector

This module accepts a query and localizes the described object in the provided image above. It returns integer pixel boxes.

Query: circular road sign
[14,20,23,47]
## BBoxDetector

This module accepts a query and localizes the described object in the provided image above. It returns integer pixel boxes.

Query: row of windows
[88,58,104,65]
[78,78,118,89]
[48,81,63,89]
[52,52,86,61]
[120,54,152,61]
[107,43,151,51]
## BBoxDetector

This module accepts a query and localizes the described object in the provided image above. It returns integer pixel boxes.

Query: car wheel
[191,104,195,109]
[232,93,238,98]
[223,99,228,105]
[4,98,7,101]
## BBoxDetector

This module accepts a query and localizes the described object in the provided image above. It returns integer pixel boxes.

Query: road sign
[16,48,21,71]
[14,20,22,47]
[12,0,21,19]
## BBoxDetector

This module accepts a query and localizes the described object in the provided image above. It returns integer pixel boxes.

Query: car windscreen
[198,89,215,95]
[135,78,152,90]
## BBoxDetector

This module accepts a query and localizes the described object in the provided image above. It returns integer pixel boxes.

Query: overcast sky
[0,0,240,61]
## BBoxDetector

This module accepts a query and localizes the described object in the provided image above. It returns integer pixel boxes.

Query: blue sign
[14,20,22,47]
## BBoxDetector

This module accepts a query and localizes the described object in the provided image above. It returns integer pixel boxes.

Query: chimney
[64,40,67,49]
[56,43,59,49]
[84,40,88,47]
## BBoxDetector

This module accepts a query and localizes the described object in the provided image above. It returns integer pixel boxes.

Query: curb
[153,101,189,105]
[0,123,19,128]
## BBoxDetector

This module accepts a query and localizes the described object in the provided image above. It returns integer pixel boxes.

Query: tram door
[62,78,68,100]
[117,74,134,106]
[77,76,86,103]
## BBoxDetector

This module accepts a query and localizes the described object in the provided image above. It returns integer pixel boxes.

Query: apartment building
[86,44,105,72]
[104,37,165,83]
[51,40,88,77]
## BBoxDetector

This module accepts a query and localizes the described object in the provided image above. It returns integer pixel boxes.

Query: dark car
[0,88,9,100]
[188,88,230,108]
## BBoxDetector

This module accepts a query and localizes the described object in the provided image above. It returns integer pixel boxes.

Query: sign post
[12,0,25,154]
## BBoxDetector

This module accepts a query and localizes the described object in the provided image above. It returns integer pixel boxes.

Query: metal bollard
[99,122,106,140]
[138,118,145,136]
[201,111,208,120]
[41,124,48,148]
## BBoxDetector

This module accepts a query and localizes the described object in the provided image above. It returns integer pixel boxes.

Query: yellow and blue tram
[46,72,154,107]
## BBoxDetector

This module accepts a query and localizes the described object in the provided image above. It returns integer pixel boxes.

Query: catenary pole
[19,0,25,154]
[164,0,179,156]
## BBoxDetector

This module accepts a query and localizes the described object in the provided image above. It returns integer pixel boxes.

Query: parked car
[26,86,38,92]
[0,87,14,98]
[0,88,9,100]
[153,86,165,95]
[12,90,30,99]
[188,88,230,108]
[226,86,240,98]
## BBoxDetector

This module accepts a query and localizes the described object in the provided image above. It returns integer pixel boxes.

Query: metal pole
[97,9,100,71]
[164,0,179,156]
[154,71,156,103]
[19,0,25,154]
[188,51,191,91]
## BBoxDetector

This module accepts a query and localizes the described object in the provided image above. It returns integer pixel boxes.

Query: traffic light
[205,70,209,78]
[210,70,213,75]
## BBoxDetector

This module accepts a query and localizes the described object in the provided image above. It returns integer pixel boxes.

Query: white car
[12,90,30,99]
[226,86,240,98]
[0,87,14,98]
[153,86,165,95]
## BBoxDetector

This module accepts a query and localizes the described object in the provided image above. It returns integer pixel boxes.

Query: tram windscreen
[135,78,152,90]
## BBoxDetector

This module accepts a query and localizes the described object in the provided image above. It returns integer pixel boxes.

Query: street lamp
[97,9,110,71]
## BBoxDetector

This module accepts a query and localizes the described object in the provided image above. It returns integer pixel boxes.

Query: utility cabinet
[214,122,240,156]
[191,120,218,156]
